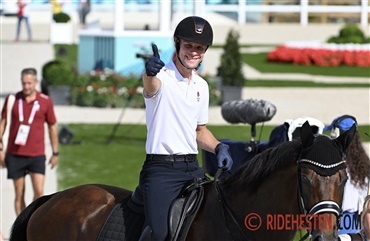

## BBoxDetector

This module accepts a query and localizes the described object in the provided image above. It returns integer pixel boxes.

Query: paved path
[0,41,369,240]
[0,43,54,96]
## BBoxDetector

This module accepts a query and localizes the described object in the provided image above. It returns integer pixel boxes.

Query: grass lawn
[54,44,78,68]
[57,124,274,190]
[242,52,370,78]
[58,124,370,191]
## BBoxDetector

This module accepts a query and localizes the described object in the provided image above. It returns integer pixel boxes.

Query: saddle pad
[97,197,144,241]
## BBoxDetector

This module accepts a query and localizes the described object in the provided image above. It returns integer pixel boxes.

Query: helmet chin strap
[176,55,202,71]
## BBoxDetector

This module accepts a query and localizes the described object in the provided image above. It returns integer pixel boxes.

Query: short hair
[21,68,37,77]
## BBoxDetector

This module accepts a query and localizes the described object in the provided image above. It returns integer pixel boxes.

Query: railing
[1,0,369,26]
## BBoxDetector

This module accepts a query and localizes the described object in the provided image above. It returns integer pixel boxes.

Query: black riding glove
[215,143,233,171]
[145,43,165,76]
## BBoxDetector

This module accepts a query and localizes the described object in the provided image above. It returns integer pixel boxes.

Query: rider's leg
[138,226,152,241]
[138,160,204,241]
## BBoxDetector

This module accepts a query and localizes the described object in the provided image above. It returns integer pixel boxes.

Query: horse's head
[297,121,356,241]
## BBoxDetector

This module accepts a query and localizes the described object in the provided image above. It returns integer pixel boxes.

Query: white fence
[1,0,369,27]
[203,0,369,26]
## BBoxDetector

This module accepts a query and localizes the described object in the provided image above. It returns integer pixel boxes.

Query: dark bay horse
[10,122,355,241]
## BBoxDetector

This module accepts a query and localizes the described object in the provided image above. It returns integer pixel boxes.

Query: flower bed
[71,69,222,108]
[267,41,370,67]
[71,69,145,108]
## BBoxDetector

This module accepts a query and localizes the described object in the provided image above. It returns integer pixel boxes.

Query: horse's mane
[222,139,301,189]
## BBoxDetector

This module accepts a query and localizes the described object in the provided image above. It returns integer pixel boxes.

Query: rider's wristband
[52,152,59,156]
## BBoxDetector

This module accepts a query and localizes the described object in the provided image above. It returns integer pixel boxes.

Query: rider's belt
[146,154,197,162]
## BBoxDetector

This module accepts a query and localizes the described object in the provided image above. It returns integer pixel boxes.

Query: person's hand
[49,155,59,169]
[145,44,164,76]
[215,143,233,171]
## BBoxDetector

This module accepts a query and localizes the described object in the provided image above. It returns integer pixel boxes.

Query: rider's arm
[143,74,161,97]
[196,125,220,154]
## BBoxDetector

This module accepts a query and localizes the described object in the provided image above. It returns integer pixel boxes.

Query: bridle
[214,169,253,241]
[297,159,346,241]
[213,158,346,241]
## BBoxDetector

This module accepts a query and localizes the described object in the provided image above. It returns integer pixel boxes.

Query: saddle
[167,177,211,241]
[97,177,211,241]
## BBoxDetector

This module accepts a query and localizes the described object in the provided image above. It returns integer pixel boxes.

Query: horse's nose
[313,237,322,241]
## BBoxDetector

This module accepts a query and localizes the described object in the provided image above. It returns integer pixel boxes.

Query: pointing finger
[152,43,160,59]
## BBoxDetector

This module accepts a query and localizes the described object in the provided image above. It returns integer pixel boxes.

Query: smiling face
[175,39,207,76]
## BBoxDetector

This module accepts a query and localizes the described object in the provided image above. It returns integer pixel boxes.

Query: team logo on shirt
[197,91,200,102]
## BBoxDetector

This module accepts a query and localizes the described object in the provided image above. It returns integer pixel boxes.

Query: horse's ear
[300,121,314,149]
[335,124,356,152]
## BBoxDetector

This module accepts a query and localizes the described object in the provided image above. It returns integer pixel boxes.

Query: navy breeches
[133,159,204,241]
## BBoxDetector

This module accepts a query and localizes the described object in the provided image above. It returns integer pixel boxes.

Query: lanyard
[18,99,39,124]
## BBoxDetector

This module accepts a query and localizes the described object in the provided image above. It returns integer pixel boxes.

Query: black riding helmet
[174,16,213,69]
[174,16,213,46]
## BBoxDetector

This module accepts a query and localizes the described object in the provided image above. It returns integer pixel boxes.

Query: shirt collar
[18,91,40,103]
[167,60,197,83]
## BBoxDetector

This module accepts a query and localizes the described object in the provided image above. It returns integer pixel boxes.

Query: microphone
[221,99,277,124]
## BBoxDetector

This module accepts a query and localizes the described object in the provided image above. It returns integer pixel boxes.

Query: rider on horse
[132,16,234,241]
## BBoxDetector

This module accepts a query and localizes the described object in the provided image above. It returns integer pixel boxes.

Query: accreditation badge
[14,124,30,146]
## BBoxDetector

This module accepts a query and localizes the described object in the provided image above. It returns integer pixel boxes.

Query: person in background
[325,115,370,235]
[132,16,233,241]
[78,0,91,28]
[15,0,32,42]
[361,195,370,240]
[0,68,59,216]
[50,0,63,18]
[339,194,370,241]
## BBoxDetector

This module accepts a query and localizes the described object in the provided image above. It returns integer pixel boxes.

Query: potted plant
[43,60,74,105]
[216,29,245,103]
[50,12,73,44]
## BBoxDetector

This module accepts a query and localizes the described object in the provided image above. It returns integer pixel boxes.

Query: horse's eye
[301,174,311,183]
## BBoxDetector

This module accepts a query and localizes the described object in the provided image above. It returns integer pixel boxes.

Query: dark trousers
[79,6,90,24]
[133,159,204,241]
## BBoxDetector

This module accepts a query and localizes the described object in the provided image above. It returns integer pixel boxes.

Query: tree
[217,29,244,87]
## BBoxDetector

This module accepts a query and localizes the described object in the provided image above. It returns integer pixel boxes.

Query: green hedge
[327,24,370,44]
[53,12,71,23]
[43,60,74,86]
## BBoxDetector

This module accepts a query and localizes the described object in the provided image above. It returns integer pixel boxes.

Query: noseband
[214,157,346,241]
[297,159,346,241]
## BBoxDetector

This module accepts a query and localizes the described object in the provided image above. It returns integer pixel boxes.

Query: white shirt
[342,169,368,213]
[144,61,209,155]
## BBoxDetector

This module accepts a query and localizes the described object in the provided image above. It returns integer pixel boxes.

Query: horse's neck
[225,165,299,215]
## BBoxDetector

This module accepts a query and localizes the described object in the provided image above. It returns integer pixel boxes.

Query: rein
[214,169,252,241]
[297,159,344,241]
[213,157,345,241]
